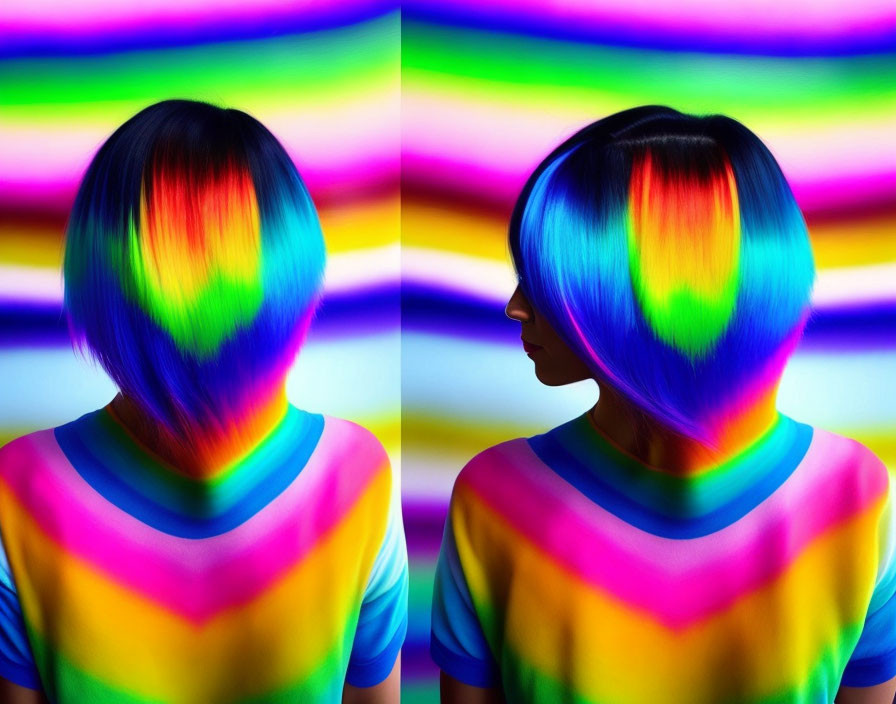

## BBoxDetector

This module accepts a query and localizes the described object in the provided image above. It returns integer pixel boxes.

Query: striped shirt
[431,410,896,702]
[0,403,407,702]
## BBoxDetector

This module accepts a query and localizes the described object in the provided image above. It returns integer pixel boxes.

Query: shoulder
[807,426,890,495]
[315,415,394,494]
[801,426,893,546]
[0,408,108,485]
[0,428,65,541]
[318,415,390,466]
[315,417,402,556]
[0,427,59,482]
[814,432,896,588]
[447,436,539,521]
[455,437,534,485]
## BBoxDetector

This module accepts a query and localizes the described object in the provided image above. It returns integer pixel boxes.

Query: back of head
[63,99,325,445]
[509,106,816,448]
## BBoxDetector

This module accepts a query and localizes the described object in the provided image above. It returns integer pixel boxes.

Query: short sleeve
[0,530,40,689]
[430,490,501,688]
[344,457,408,687]
[841,467,896,687]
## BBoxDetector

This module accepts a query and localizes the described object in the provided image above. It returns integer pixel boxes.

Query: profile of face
[505,285,594,386]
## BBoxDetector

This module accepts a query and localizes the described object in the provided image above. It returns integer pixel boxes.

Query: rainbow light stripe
[407,0,896,55]
[0,8,401,478]
[402,6,895,699]
[432,413,896,701]
[627,151,741,359]
[2,0,895,698]
[0,5,405,694]
[127,160,264,358]
[402,23,896,213]
[1,0,389,56]
[0,405,405,702]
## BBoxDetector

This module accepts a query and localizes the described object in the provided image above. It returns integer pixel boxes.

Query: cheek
[529,310,592,382]
[533,344,580,382]
[563,344,591,371]
[543,341,594,382]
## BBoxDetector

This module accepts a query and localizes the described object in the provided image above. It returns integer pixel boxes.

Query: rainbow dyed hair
[510,106,816,448]
[64,99,325,444]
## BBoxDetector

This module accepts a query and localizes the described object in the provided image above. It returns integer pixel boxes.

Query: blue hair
[509,106,816,447]
[63,99,325,444]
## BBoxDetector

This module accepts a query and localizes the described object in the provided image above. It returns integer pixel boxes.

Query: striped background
[401,1,895,700]
[0,0,404,694]
[1,1,895,701]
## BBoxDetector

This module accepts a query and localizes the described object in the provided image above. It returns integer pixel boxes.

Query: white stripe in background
[2,251,893,309]
[323,243,399,292]
[402,449,466,500]
[0,244,400,305]
[402,331,896,429]
[402,248,896,308]
[403,87,896,197]
[0,265,63,303]
[810,261,896,307]
[0,332,399,432]
[402,247,516,301]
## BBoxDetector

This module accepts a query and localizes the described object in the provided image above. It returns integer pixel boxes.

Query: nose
[505,284,534,322]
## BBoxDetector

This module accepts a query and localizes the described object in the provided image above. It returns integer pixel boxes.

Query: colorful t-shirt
[0,403,408,703]
[431,411,896,703]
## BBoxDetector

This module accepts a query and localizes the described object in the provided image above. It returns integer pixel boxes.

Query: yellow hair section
[626,150,741,359]
[126,161,264,358]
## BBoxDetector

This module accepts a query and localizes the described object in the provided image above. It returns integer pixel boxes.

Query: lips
[522,340,543,354]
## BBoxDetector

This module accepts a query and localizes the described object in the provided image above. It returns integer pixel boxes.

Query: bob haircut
[509,106,816,450]
[63,99,325,444]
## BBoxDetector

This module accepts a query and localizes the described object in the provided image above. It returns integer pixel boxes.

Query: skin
[342,653,401,704]
[107,389,288,477]
[440,670,505,704]
[438,284,896,704]
[0,680,50,704]
[835,677,896,704]
[507,285,781,473]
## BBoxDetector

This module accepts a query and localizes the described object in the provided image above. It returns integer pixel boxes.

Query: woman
[430,106,896,703]
[0,100,407,703]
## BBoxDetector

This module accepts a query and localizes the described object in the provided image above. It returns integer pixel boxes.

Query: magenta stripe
[415,0,896,38]
[0,417,388,623]
[459,430,888,629]
[0,0,381,34]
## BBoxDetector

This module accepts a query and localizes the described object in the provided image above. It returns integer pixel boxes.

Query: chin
[534,366,576,387]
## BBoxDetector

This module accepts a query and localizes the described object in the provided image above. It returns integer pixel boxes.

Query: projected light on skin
[505,283,785,477]
[507,285,592,387]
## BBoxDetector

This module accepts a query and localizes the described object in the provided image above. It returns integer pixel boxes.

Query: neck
[590,382,781,474]
[108,387,290,480]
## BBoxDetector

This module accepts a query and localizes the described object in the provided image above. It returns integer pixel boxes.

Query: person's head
[507,105,815,449]
[63,99,325,447]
